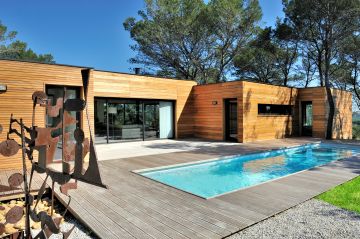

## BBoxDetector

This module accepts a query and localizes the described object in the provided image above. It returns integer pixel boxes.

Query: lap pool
[137,143,360,198]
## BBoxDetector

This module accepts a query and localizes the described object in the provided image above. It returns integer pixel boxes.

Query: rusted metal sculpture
[0,69,106,238]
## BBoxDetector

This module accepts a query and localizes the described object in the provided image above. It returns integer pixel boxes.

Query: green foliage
[282,0,360,86]
[316,176,360,214]
[282,0,360,139]
[334,34,360,108]
[124,0,262,84]
[234,27,279,83]
[235,0,360,90]
[352,119,360,139]
[0,21,55,63]
[234,23,299,86]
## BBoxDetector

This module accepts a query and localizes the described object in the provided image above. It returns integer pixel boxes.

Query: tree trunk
[318,54,324,87]
[324,35,334,139]
[325,86,335,139]
[283,75,288,86]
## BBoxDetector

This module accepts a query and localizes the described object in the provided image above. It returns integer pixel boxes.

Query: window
[258,104,293,115]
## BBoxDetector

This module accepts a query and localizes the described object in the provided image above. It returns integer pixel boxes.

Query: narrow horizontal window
[258,104,293,115]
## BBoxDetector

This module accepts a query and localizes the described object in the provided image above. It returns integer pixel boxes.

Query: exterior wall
[0,59,353,169]
[331,89,352,139]
[92,71,196,138]
[190,81,351,143]
[0,60,94,170]
[285,87,352,139]
[0,60,196,169]
[297,88,328,138]
[192,82,243,141]
[241,82,298,142]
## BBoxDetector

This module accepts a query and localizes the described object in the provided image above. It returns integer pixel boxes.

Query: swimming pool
[138,143,360,199]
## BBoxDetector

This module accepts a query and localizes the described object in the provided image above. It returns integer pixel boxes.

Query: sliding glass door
[108,100,143,142]
[95,98,174,143]
[144,102,159,140]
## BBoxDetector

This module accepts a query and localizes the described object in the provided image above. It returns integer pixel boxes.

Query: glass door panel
[107,102,123,141]
[46,86,81,160]
[301,101,313,136]
[159,101,174,138]
[94,99,107,144]
[225,99,238,142]
[144,103,159,140]
[122,101,143,141]
[107,100,143,142]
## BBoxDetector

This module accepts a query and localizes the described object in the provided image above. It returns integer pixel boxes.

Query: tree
[234,21,300,86]
[124,0,262,84]
[206,0,262,82]
[283,0,360,139]
[297,51,316,87]
[335,34,360,108]
[0,21,54,63]
[234,27,279,83]
[272,19,299,86]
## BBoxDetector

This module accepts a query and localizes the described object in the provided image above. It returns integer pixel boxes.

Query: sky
[1,0,284,73]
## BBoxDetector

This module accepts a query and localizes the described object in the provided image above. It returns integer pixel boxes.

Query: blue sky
[1,0,284,73]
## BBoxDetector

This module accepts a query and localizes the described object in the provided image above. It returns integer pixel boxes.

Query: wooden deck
[0,169,46,201]
[52,138,360,239]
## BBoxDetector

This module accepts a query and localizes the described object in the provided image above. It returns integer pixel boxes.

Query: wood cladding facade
[192,82,352,142]
[192,81,299,142]
[0,60,94,170]
[0,59,353,170]
[331,89,352,139]
[0,60,196,169]
[192,82,243,140]
[242,82,298,142]
[92,70,197,138]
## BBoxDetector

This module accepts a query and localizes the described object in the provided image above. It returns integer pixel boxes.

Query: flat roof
[0,58,195,82]
[194,78,350,92]
[0,58,351,92]
[0,58,92,69]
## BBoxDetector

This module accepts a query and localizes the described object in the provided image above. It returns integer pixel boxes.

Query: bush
[352,120,360,139]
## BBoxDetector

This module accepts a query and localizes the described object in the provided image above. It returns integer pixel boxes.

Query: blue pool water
[140,143,360,198]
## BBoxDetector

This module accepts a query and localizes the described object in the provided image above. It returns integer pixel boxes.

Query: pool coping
[132,141,360,200]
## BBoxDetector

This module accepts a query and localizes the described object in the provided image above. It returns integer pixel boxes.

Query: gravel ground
[228,199,360,239]
[30,198,99,239]
[31,217,99,239]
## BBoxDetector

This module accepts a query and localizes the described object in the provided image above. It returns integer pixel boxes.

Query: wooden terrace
[1,139,359,238]
[52,138,360,239]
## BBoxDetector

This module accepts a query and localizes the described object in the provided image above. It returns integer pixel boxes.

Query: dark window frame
[258,104,293,116]
[94,97,175,144]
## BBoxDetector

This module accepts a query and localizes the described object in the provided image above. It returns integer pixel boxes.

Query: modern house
[0,59,352,169]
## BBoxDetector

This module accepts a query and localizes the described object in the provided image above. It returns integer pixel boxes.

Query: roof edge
[0,58,196,82]
[0,58,93,69]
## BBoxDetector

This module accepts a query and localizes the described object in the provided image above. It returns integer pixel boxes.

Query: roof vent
[134,67,141,75]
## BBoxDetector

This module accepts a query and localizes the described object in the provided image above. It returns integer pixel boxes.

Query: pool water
[139,143,360,198]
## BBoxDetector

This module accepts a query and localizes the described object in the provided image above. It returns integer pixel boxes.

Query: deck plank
[99,169,231,237]
[0,169,46,201]
[47,138,360,239]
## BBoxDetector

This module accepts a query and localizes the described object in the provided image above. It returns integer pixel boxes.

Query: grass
[316,176,360,214]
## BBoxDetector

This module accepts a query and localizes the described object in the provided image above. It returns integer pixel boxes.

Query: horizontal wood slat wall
[192,82,243,141]
[297,87,352,139]
[241,82,298,142]
[92,71,197,138]
[297,88,327,138]
[0,60,93,170]
[331,89,352,139]
[0,59,353,169]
